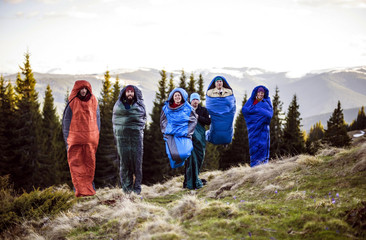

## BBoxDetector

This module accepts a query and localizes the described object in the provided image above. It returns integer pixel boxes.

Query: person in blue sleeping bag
[160,88,198,168]
[242,86,273,167]
[206,76,236,145]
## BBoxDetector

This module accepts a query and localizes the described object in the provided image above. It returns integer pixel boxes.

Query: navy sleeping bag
[160,88,198,168]
[205,76,236,145]
[242,85,273,167]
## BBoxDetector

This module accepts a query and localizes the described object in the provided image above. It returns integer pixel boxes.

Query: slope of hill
[302,107,361,132]
[2,137,365,239]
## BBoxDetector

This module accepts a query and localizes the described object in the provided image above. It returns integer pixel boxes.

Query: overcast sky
[1,0,366,76]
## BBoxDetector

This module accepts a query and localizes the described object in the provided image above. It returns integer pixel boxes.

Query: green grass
[2,144,366,239]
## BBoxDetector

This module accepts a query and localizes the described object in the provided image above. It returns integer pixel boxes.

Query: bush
[0,175,75,233]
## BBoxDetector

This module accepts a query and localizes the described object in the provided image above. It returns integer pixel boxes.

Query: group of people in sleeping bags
[62,76,273,196]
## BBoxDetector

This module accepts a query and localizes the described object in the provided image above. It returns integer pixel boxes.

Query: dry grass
[296,154,323,166]
[201,156,301,198]
[168,195,204,220]
[286,191,307,201]
[5,142,366,239]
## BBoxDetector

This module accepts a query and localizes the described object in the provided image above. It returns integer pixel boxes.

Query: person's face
[126,90,134,100]
[256,91,264,100]
[80,87,87,97]
[191,99,199,108]
[173,92,182,104]
[215,80,223,90]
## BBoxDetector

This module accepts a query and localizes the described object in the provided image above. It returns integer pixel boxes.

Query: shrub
[0,176,75,233]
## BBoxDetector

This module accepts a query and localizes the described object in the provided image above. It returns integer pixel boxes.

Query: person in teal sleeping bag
[160,88,197,168]
[112,85,146,194]
[184,93,211,190]
[242,86,273,167]
[206,76,236,145]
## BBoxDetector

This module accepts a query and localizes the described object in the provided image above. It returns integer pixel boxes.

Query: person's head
[173,91,182,105]
[214,76,224,90]
[256,87,265,100]
[190,93,200,108]
[79,87,88,97]
[125,86,135,100]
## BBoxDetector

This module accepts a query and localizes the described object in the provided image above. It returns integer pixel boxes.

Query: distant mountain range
[2,66,365,132]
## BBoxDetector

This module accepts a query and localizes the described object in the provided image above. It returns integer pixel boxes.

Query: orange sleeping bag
[62,80,100,197]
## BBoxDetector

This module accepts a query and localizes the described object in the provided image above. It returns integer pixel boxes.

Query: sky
[0,0,366,77]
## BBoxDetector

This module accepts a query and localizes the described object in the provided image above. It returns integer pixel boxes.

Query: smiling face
[173,92,182,105]
[256,90,264,100]
[215,80,223,90]
[79,87,87,97]
[126,89,134,100]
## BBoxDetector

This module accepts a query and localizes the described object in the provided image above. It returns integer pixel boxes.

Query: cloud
[76,55,96,62]
[294,0,366,8]
[4,0,24,3]
[36,0,60,3]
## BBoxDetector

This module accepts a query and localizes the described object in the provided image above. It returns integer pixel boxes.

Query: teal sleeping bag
[112,85,146,194]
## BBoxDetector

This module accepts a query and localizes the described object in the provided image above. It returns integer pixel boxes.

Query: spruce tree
[349,106,366,131]
[167,73,175,94]
[282,94,305,156]
[112,75,121,104]
[56,89,71,186]
[13,52,43,191]
[0,77,16,177]
[219,93,250,169]
[306,121,324,155]
[178,69,187,90]
[0,76,7,164]
[197,73,205,103]
[187,72,196,97]
[95,70,119,187]
[1,81,16,177]
[324,101,351,148]
[270,86,284,159]
[143,70,170,184]
[38,85,60,187]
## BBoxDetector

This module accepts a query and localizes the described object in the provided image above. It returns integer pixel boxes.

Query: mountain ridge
[2,66,365,130]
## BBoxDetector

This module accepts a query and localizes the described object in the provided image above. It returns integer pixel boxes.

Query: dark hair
[169,91,184,105]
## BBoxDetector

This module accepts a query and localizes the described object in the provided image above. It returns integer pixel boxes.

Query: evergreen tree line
[0,53,362,191]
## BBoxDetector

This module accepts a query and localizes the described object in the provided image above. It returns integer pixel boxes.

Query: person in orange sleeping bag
[62,80,101,197]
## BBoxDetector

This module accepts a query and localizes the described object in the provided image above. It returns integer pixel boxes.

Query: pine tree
[143,70,171,184]
[306,121,324,155]
[219,93,250,169]
[349,106,366,131]
[197,73,205,103]
[178,69,187,90]
[167,73,175,94]
[38,85,60,187]
[324,101,351,148]
[95,70,119,187]
[187,72,196,97]
[282,94,305,156]
[0,77,16,177]
[270,86,284,159]
[56,89,71,186]
[112,75,121,104]
[13,51,43,191]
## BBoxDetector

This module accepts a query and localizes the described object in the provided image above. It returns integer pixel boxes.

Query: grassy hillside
[1,140,366,239]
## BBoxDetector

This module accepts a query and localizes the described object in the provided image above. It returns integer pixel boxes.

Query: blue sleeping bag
[205,76,236,145]
[242,85,273,167]
[160,88,197,168]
